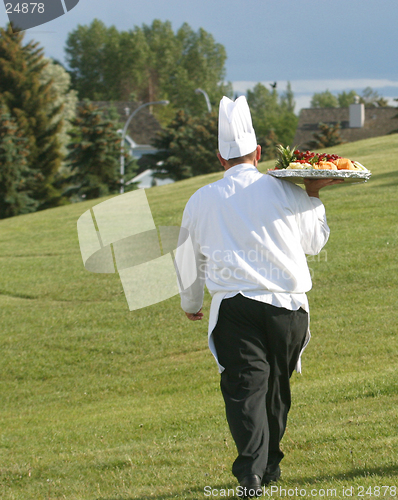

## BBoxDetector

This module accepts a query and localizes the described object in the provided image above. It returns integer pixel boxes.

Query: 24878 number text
[5,3,45,13]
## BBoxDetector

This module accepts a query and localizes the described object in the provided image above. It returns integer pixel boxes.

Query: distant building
[120,134,157,160]
[90,100,162,145]
[293,106,397,148]
[126,168,174,189]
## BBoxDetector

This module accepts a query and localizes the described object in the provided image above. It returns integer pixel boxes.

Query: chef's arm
[175,207,206,320]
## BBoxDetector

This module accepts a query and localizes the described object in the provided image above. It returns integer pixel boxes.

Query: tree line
[0,19,230,218]
[0,19,299,218]
[65,19,230,119]
[1,19,394,219]
[310,88,389,108]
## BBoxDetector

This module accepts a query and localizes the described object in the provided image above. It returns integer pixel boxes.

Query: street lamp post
[195,88,212,112]
[120,100,169,194]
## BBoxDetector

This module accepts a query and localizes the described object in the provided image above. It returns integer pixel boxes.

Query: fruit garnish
[274,146,369,172]
[275,145,297,169]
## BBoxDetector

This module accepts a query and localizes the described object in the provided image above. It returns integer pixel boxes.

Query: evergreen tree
[39,58,78,164]
[148,109,221,181]
[0,104,36,218]
[0,23,64,209]
[64,100,122,200]
[307,122,343,149]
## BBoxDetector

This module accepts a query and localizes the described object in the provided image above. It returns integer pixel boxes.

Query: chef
[176,95,340,496]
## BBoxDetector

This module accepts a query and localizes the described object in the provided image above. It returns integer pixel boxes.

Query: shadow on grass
[290,463,398,485]
[97,481,236,500]
[368,170,398,188]
[98,466,398,499]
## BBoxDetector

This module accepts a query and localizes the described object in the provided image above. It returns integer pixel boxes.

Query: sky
[2,0,398,113]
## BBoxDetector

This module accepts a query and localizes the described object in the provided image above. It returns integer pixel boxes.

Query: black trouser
[212,293,308,482]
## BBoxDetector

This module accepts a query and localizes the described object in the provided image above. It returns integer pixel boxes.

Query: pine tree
[148,109,221,181]
[39,58,78,165]
[307,122,343,149]
[0,104,36,218]
[64,101,122,200]
[0,23,64,210]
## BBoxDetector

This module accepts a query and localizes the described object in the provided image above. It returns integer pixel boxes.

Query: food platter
[267,168,371,185]
[270,145,372,185]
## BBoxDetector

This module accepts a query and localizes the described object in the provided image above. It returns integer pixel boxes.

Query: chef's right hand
[185,308,204,321]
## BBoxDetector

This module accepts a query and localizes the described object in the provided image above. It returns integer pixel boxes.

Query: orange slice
[333,158,354,170]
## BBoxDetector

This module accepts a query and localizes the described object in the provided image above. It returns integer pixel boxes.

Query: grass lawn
[0,134,398,499]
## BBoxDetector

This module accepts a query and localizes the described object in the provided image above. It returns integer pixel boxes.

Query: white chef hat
[218,95,257,160]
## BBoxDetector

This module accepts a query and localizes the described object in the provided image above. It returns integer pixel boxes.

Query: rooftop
[293,107,398,148]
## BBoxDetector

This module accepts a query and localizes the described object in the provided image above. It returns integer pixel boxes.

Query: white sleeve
[295,194,330,255]
[175,202,207,314]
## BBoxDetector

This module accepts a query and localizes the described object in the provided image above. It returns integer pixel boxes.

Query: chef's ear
[255,145,262,162]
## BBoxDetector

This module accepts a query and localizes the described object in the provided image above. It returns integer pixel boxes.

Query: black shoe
[262,465,281,486]
[239,474,262,498]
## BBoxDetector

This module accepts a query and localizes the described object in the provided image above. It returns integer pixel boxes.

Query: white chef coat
[177,163,330,373]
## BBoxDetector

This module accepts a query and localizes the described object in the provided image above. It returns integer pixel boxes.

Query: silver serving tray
[267,168,371,185]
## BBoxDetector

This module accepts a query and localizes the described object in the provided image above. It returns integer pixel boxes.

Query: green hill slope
[1,135,398,499]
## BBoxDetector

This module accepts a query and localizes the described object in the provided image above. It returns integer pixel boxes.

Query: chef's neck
[217,145,261,171]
